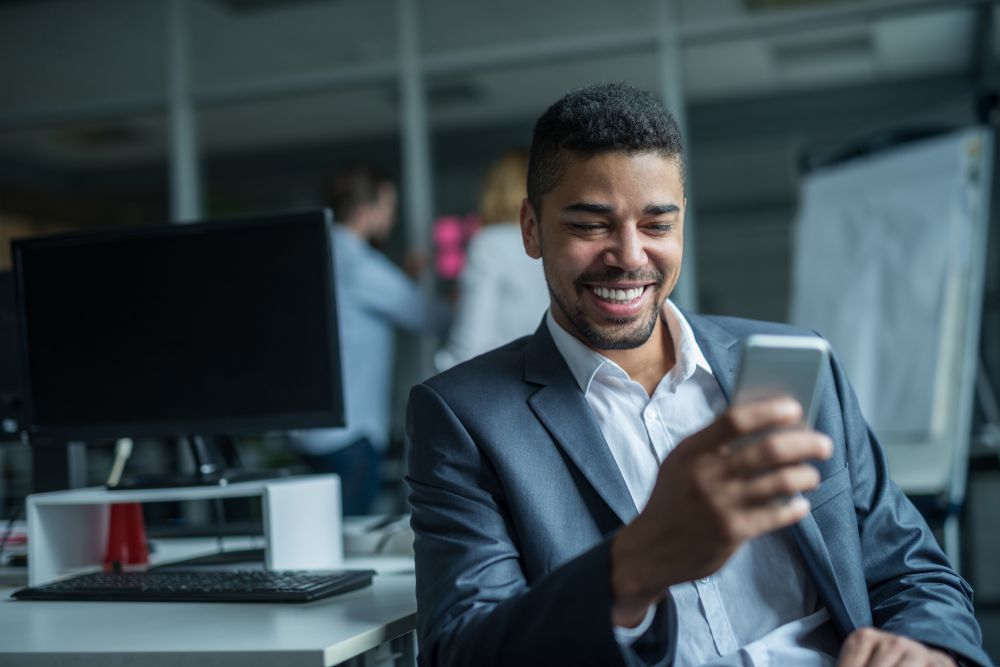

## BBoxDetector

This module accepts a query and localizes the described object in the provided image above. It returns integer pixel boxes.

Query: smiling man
[405,83,989,667]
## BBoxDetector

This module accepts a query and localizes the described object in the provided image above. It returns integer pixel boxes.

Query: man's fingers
[866,633,910,667]
[728,430,833,476]
[836,628,946,667]
[735,495,812,539]
[838,628,881,667]
[687,398,803,455]
[742,465,821,504]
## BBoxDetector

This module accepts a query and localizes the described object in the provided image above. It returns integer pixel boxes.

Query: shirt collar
[546,300,713,395]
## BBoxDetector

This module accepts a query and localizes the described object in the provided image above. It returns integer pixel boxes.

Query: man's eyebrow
[562,202,680,215]
[564,202,613,214]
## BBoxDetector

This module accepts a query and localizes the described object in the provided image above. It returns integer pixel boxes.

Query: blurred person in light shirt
[435,149,549,371]
[291,166,448,515]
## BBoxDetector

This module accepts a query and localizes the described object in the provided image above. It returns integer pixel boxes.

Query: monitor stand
[108,435,289,491]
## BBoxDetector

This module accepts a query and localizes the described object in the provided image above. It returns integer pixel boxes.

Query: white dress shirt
[547,302,840,666]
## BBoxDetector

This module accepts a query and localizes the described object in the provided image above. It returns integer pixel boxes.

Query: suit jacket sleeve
[830,351,991,666]
[405,382,676,667]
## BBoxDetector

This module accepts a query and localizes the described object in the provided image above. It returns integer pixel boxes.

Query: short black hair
[527,82,685,212]
[327,166,393,223]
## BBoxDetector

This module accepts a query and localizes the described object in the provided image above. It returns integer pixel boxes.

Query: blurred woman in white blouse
[435,149,549,370]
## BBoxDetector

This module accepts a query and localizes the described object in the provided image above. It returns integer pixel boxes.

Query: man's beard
[546,267,665,350]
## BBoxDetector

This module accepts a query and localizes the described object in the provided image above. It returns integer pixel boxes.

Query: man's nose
[603,227,646,271]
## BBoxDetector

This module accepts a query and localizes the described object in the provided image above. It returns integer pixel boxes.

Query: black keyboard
[11,569,376,603]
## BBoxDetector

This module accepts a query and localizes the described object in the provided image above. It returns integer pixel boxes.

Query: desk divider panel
[26,474,343,585]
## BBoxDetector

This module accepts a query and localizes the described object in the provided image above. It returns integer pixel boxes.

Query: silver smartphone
[732,335,831,427]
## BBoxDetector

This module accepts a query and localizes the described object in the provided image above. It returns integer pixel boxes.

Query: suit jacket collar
[523,317,568,387]
[682,309,741,401]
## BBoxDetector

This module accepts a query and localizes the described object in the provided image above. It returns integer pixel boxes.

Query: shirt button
[698,577,711,584]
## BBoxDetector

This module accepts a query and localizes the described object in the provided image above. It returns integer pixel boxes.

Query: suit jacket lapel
[788,514,864,636]
[685,310,860,636]
[523,322,638,526]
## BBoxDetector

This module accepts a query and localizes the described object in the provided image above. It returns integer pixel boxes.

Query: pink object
[433,213,482,279]
[433,216,464,244]
[438,250,464,278]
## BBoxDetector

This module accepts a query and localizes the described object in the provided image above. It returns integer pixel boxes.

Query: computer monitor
[0,272,22,441]
[11,210,344,448]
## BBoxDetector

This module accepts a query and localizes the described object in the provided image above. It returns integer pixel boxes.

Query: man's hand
[838,628,958,666]
[610,397,833,626]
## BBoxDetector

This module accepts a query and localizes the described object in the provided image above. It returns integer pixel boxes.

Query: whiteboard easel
[790,127,993,566]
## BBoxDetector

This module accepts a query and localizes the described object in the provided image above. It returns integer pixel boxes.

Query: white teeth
[591,286,643,302]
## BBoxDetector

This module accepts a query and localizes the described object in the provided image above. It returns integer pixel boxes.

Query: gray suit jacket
[405,313,989,667]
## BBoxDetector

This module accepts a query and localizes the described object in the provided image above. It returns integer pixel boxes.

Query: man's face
[520,151,685,351]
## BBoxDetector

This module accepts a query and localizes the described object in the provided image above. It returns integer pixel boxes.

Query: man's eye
[647,223,675,234]
[569,223,605,232]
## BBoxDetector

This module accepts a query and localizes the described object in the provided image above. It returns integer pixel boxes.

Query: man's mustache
[574,269,664,287]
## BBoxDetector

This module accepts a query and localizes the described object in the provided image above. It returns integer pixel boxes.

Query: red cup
[103,503,149,570]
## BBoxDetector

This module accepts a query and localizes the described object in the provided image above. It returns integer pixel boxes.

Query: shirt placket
[623,378,662,502]
[655,380,743,661]
[646,392,676,463]
[693,576,742,657]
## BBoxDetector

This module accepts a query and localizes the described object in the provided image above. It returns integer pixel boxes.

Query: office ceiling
[0,0,995,167]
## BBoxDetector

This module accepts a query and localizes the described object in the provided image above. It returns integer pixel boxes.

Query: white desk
[0,555,417,667]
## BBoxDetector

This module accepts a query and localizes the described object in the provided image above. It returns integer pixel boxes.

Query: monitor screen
[12,210,344,441]
[0,272,21,439]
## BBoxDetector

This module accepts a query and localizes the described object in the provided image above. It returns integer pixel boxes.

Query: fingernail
[776,398,801,417]
[791,496,811,514]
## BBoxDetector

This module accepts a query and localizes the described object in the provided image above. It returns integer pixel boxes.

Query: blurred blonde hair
[478,148,529,226]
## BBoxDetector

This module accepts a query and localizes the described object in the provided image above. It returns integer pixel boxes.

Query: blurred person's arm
[353,247,449,334]
[403,247,427,280]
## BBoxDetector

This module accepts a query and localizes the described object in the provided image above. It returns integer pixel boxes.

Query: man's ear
[520,198,542,259]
